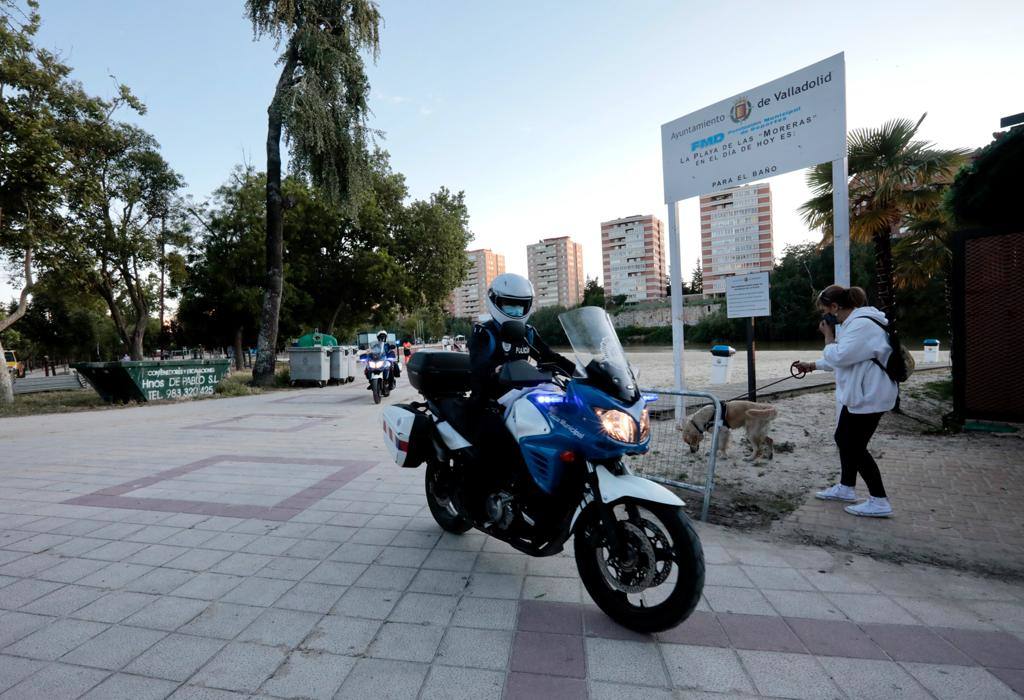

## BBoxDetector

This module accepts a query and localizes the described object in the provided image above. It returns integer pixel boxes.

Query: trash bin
[295,331,338,348]
[709,345,736,385]
[329,347,345,384]
[287,346,330,386]
[923,339,941,363]
[73,359,231,402]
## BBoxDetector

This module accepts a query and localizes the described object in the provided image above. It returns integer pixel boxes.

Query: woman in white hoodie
[795,285,898,517]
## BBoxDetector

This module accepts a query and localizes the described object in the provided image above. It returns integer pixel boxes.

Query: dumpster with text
[73,360,231,402]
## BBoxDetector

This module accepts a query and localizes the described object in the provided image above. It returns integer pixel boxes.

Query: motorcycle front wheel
[574,502,704,634]
[371,378,381,404]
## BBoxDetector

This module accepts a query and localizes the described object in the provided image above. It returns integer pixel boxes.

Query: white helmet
[486,273,535,324]
[376,330,387,342]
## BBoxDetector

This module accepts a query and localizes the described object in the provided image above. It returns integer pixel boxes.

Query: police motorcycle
[382,306,704,633]
[360,341,397,405]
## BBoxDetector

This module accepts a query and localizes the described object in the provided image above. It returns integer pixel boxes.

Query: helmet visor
[490,291,532,318]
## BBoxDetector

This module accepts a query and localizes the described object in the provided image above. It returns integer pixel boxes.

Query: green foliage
[690,261,703,294]
[529,305,570,346]
[581,277,604,308]
[947,126,1024,230]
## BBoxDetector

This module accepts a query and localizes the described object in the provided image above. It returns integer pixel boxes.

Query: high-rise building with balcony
[447,248,506,319]
[527,236,585,309]
[601,215,667,302]
[699,184,774,294]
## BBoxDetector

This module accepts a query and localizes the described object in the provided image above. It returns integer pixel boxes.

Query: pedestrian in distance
[794,285,898,517]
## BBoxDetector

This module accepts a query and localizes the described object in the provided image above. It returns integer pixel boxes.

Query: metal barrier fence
[627,389,724,522]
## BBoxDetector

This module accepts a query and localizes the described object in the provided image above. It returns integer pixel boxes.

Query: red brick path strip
[513,599,1024,691]
[63,455,376,521]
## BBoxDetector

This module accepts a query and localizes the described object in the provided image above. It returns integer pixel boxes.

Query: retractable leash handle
[726,361,807,402]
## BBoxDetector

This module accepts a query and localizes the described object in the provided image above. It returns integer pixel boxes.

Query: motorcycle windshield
[558,306,638,403]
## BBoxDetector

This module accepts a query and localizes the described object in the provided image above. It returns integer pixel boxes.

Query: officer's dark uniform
[468,319,574,405]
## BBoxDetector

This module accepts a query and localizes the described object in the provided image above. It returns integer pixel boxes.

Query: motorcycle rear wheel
[425,459,472,534]
[574,502,704,633]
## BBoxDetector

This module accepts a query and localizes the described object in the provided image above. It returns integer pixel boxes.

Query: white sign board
[661,53,846,203]
[726,272,771,319]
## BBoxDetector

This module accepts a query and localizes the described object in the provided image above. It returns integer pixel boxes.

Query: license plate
[371,372,383,379]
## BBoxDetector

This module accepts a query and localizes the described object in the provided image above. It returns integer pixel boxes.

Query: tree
[800,115,967,325]
[581,277,604,308]
[245,0,383,385]
[947,125,1024,230]
[689,261,703,294]
[0,0,97,401]
[54,106,185,360]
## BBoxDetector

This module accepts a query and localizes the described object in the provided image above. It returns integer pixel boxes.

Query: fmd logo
[690,132,724,151]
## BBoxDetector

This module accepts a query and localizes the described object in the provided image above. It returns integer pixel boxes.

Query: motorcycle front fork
[583,462,624,555]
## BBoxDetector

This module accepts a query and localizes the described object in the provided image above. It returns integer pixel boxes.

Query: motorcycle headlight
[370,360,384,369]
[639,408,650,442]
[594,407,638,443]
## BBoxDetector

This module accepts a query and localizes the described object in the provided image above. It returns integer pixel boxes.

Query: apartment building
[447,248,506,319]
[527,236,585,309]
[699,184,774,294]
[601,215,667,302]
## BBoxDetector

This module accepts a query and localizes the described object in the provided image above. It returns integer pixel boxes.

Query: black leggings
[835,406,887,498]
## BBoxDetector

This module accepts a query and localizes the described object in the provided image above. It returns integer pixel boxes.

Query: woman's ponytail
[819,284,869,309]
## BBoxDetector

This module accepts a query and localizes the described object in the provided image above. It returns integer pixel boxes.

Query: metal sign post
[667,201,686,422]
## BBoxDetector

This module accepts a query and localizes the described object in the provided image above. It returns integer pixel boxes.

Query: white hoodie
[815,306,898,414]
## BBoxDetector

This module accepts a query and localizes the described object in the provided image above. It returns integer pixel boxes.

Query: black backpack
[864,317,915,383]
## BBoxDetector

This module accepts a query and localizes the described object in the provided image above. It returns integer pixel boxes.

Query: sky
[3,0,1022,302]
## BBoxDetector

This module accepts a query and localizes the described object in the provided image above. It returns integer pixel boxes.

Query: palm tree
[800,114,967,326]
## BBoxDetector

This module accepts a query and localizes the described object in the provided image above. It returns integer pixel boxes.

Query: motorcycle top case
[406,350,471,396]
[382,405,433,468]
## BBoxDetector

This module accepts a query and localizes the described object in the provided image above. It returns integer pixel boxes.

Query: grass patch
[214,371,263,397]
[0,389,111,417]
[921,378,953,401]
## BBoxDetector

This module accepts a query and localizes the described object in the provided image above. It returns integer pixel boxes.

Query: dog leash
[725,362,807,402]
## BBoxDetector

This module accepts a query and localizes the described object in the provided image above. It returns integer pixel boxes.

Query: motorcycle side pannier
[383,404,433,468]
[406,351,471,396]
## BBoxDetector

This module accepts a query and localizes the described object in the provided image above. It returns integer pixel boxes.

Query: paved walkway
[0,381,1022,698]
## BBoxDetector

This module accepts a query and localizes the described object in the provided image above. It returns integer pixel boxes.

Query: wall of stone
[611,298,722,329]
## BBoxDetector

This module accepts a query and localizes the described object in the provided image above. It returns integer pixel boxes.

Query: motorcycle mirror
[500,321,527,344]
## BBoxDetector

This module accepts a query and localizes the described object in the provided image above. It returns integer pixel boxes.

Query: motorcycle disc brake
[598,521,657,594]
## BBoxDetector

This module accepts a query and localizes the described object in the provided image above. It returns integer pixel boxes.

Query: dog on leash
[677,400,778,460]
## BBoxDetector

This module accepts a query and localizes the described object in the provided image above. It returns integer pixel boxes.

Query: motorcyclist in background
[375,330,399,378]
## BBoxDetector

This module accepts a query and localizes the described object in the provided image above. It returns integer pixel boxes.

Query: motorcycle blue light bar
[642,393,660,403]
[531,393,565,405]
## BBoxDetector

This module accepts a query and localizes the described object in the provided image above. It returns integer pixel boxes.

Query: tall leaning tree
[799,115,966,325]
[245,0,382,385]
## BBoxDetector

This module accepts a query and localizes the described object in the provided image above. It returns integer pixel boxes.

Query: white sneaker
[815,484,857,502]
[845,497,893,517]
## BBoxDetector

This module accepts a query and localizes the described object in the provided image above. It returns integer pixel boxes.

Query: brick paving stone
[520,575,579,603]
[450,596,518,630]
[368,621,446,663]
[170,572,245,600]
[238,607,320,647]
[436,627,512,670]
[901,662,1020,700]
[786,617,887,659]
[261,649,357,699]
[79,672,179,700]
[124,567,194,595]
[510,630,585,678]
[504,671,587,700]
[0,654,45,694]
[191,641,288,693]
[718,612,808,653]
[303,614,382,656]
[656,610,730,647]
[71,590,157,623]
[257,556,319,581]
[335,657,428,700]
[661,644,756,693]
[989,668,1024,697]
[586,637,669,686]
[420,665,504,700]
[518,600,583,635]
[703,585,776,616]
[273,581,346,613]
[738,649,843,699]
[816,657,932,699]
[388,591,458,626]
[0,578,63,609]
[178,602,263,639]
[332,586,400,620]
[34,557,109,584]
[20,584,105,617]
[61,624,166,670]
[122,596,208,632]
[861,623,975,665]
[0,611,52,648]
[0,662,109,699]
[124,633,226,681]
[826,592,921,625]
[3,618,108,660]
[933,627,1024,668]
[209,552,274,576]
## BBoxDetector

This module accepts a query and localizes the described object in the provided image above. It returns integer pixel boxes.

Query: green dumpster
[294,331,338,348]
[73,359,231,402]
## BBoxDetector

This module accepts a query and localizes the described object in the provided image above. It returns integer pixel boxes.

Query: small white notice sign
[726,272,771,319]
